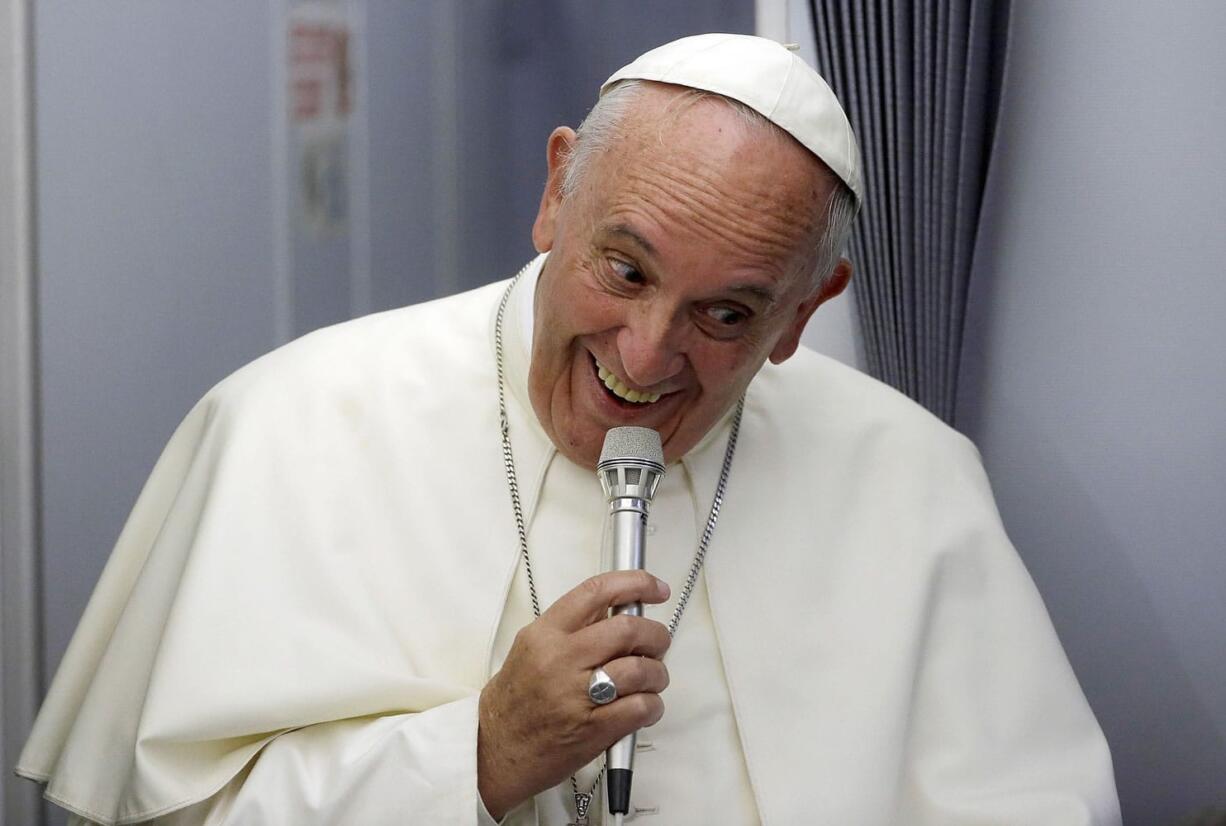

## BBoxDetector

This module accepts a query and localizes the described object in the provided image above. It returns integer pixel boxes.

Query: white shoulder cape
[19,258,1120,824]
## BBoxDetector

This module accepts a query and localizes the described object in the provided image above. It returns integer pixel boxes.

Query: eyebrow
[729,283,778,305]
[607,223,657,257]
[606,222,780,307]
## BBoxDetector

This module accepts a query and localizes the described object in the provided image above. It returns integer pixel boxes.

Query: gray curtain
[807,0,1011,424]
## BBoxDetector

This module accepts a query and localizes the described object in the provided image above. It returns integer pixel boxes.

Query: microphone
[597,427,666,819]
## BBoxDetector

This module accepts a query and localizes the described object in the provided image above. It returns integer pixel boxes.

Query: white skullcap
[602,33,863,205]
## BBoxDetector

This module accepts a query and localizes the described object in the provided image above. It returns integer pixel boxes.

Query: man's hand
[477,570,672,819]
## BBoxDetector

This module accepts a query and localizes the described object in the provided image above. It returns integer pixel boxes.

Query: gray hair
[560,79,859,292]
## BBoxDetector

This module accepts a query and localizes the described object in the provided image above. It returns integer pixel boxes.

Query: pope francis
[18,34,1121,826]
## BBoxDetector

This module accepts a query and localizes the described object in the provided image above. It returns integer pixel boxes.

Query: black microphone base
[606,768,633,815]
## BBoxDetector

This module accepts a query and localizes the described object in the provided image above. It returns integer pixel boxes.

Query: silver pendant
[571,791,592,825]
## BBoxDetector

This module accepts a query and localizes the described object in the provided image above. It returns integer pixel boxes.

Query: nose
[615,303,688,388]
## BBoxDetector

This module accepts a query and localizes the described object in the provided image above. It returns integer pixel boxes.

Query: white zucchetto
[602,33,864,205]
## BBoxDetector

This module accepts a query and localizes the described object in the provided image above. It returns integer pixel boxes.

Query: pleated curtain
[807,0,1011,424]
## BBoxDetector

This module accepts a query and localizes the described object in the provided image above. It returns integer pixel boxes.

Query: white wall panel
[34,1,282,687]
[786,0,865,370]
[959,3,1226,820]
[1,1,43,820]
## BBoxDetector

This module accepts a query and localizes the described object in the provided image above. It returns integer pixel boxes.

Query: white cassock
[18,254,1121,825]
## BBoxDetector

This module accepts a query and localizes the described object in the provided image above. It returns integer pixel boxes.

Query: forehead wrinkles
[618,150,819,267]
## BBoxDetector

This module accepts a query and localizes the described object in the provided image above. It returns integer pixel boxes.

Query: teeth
[594,359,661,404]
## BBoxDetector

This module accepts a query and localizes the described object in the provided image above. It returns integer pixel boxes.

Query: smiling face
[528,85,851,468]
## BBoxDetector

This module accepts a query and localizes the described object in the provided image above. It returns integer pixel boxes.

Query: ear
[768,258,853,364]
[531,126,577,253]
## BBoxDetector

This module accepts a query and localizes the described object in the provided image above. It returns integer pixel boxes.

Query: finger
[590,692,666,742]
[571,613,671,665]
[542,571,670,632]
[595,655,669,698]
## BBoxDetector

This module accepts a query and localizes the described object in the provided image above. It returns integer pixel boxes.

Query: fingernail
[657,579,670,599]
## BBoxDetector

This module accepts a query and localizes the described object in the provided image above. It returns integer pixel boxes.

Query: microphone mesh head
[599,427,664,469]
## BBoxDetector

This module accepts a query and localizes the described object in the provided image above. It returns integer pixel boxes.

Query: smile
[593,358,662,404]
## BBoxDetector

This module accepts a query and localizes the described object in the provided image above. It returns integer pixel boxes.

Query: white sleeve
[895,449,1122,824]
[476,798,506,826]
[187,696,495,825]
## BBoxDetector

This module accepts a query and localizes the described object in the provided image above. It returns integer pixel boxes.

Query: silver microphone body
[605,495,648,773]
[597,427,666,817]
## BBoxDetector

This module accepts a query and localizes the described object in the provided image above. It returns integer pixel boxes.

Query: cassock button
[626,804,659,820]
[634,738,655,752]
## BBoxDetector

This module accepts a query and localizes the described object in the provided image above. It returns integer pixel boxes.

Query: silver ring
[587,666,617,705]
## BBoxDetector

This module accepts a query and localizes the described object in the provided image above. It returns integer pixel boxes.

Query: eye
[705,305,748,326]
[609,258,645,285]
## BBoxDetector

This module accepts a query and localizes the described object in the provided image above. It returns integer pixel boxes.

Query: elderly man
[19,34,1120,825]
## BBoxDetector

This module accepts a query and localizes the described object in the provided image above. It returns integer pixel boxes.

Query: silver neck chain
[494,270,744,824]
